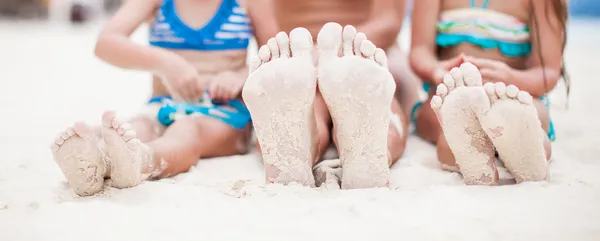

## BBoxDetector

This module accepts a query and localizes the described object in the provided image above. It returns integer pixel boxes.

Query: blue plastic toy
[156,93,251,129]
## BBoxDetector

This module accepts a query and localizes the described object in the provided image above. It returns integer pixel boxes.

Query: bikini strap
[470,0,490,8]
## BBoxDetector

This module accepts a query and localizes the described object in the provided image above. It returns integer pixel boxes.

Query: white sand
[0,19,599,241]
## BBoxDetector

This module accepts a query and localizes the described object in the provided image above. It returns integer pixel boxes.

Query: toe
[54,134,65,145]
[317,22,342,58]
[360,40,376,60]
[60,131,70,140]
[258,45,271,63]
[505,85,519,99]
[494,82,508,99]
[289,27,314,58]
[102,111,116,128]
[450,67,464,87]
[431,96,443,110]
[442,72,456,90]
[50,143,60,153]
[122,129,137,141]
[374,48,387,68]
[126,138,141,149]
[65,127,75,137]
[267,38,280,59]
[460,62,483,86]
[353,32,367,56]
[342,25,357,56]
[248,54,262,73]
[436,82,449,98]
[117,123,132,135]
[484,83,498,103]
[275,31,291,58]
[517,91,533,104]
[73,121,94,139]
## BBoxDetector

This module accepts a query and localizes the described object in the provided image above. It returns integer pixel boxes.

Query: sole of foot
[430,62,498,185]
[101,111,153,189]
[316,22,394,189]
[51,122,106,196]
[242,28,317,187]
[480,82,548,183]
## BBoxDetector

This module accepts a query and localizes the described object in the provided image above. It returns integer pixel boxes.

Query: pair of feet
[243,22,395,189]
[51,111,157,196]
[431,63,548,185]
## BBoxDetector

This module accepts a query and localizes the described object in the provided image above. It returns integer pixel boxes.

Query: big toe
[289,27,314,58]
[460,62,483,86]
[317,22,343,58]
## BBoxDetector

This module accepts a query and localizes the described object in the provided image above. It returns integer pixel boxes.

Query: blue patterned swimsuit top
[436,0,532,57]
[149,0,251,51]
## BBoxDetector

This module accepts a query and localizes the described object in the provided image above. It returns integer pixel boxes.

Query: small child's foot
[317,23,394,189]
[430,63,498,185]
[479,83,548,182]
[51,122,106,196]
[242,29,317,187]
[101,111,156,188]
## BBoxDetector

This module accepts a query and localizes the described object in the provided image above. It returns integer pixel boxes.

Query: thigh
[164,115,251,158]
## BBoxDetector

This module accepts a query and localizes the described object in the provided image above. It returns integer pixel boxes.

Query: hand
[464,56,514,84]
[208,71,245,102]
[157,55,204,102]
[432,53,466,84]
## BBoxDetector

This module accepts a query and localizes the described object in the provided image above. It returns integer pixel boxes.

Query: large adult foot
[101,111,157,188]
[242,29,317,187]
[430,63,498,185]
[316,23,394,189]
[479,83,548,183]
[51,122,106,196]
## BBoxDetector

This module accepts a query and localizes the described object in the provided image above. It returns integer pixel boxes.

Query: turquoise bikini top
[148,0,252,51]
[436,0,532,57]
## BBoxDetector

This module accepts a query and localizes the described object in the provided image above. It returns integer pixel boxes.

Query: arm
[94,0,181,75]
[246,0,280,46]
[355,0,405,49]
[409,0,444,84]
[507,0,565,97]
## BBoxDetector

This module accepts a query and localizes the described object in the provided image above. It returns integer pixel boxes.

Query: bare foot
[101,111,157,188]
[317,23,394,189]
[479,83,548,183]
[242,29,317,187]
[430,63,498,185]
[51,122,106,196]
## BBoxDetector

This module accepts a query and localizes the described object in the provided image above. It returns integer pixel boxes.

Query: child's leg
[101,111,249,188]
[51,122,106,196]
[316,23,395,189]
[51,111,161,196]
[478,83,549,183]
[243,28,318,187]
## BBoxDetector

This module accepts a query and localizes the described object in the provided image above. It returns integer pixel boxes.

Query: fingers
[479,69,500,83]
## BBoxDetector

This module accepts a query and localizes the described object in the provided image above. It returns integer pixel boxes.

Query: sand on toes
[479,83,548,183]
[101,111,155,189]
[51,122,106,196]
[316,23,394,189]
[242,28,317,187]
[430,63,498,185]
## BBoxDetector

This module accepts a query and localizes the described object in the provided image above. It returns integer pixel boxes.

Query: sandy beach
[0,18,599,241]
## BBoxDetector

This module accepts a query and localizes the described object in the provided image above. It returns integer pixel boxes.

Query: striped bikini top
[149,0,252,51]
[436,0,532,57]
